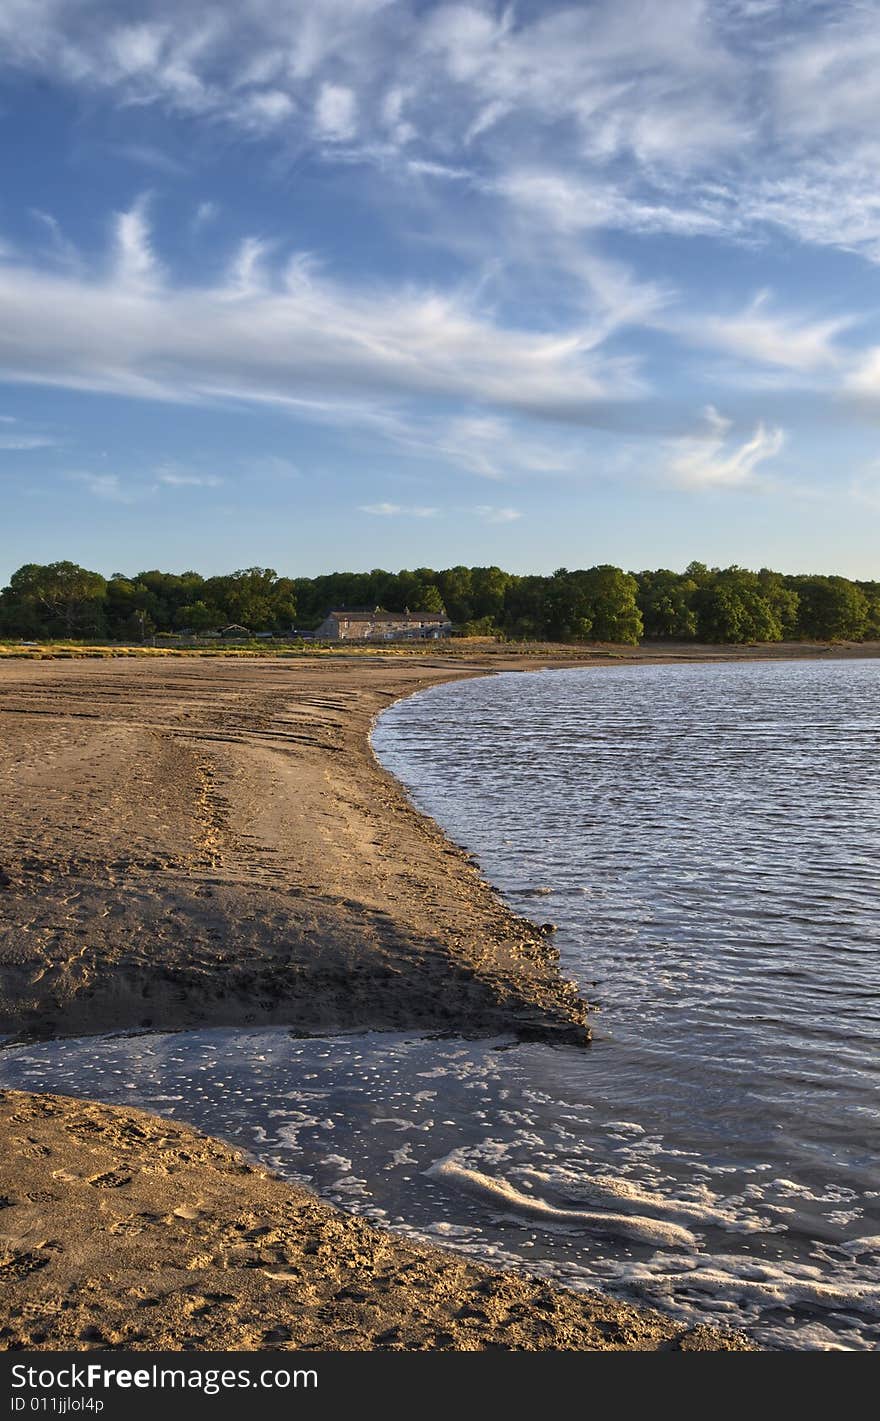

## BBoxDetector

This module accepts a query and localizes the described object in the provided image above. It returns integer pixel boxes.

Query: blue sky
[2,0,880,585]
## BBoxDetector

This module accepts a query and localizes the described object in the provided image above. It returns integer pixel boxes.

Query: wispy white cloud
[5,0,880,529]
[105,142,188,175]
[0,432,58,450]
[359,502,439,517]
[237,88,295,132]
[381,84,417,146]
[845,345,880,396]
[424,413,583,480]
[671,290,855,374]
[733,161,880,264]
[192,200,220,230]
[69,471,143,502]
[6,1,880,264]
[473,504,521,523]
[227,236,273,295]
[114,196,161,288]
[156,469,223,487]
[494,169,730,241]
[0,0,741,178]
[0,199,639,423]
[245,455,300,480]
[28,209,82,270]
[664,405,786,489]
[314,83,358,141]
[420,0,745,166]
[772,14,880,145]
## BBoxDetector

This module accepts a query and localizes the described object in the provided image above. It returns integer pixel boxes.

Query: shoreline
[4,640,878,1046]
[0,1088,750,1351]
[0,652,592,1046]
[4,642,876,1350]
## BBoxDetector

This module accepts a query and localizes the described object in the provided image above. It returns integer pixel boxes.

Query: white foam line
[626,1257,880,1314]
[425,1157,697,1248]
[520,1168,767,1233]
[840,1235,880,1256]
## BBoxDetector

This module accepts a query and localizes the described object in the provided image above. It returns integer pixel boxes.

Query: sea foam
[425,1154,697,1248]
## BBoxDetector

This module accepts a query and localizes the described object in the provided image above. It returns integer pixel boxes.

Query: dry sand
[3,642,870,1351]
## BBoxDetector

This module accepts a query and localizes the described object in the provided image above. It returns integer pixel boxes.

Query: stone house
[314,606,452,641]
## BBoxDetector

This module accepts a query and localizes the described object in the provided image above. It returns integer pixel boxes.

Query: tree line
[0,559,878,644]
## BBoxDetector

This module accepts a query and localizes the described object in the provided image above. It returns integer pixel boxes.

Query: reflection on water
[2,660,879,1349]
[372,659,880,1347]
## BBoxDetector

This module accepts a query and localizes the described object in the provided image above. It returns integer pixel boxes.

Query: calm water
[2,660,879,1349]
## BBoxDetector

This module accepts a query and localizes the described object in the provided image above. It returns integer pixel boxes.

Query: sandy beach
[0,651,591,1045]
[3,642,877,1351]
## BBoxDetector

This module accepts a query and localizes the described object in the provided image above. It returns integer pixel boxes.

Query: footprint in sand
[0,1249,52,1280]
[172,1204,203,1221]
[88,1171,132,1189]
[263,1326,292,1344]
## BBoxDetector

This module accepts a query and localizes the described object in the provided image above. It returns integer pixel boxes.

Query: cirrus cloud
[665,405,786,490]
[0,199,641,424]
[360,502,439,517]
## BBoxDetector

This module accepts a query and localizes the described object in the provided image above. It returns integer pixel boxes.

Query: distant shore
[3,641,875,1351]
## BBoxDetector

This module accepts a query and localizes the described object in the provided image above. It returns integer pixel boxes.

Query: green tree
[858,582,880,639]
[544,566,642,643]
[503,574,548,639]
[204,568,296,630]
[174,600,224,632]
[409,582,445,613]
[636,569,698,639]
[104,575,163,638]
[793,576,868,640]
[758,569,800,639]
[584,565,643,643]
[0,562,107,637]
[545,569,595,641]
[694,568,783,643]
[437,566,473,624]
[684,560,712,586]
[470,566,509,624]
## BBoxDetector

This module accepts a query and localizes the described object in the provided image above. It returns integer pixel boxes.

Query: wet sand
[0,652,591,1045]
[4,642,873,1350]
[0,1089,751,1351]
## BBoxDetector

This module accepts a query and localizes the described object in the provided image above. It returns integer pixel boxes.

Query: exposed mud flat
[0,654,591,1046]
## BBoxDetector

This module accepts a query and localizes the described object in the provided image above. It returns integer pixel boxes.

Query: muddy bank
[0,652,591,1045]
[0,1090,750,1351]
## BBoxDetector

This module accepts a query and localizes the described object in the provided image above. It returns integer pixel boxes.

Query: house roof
[326,607,449,623]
